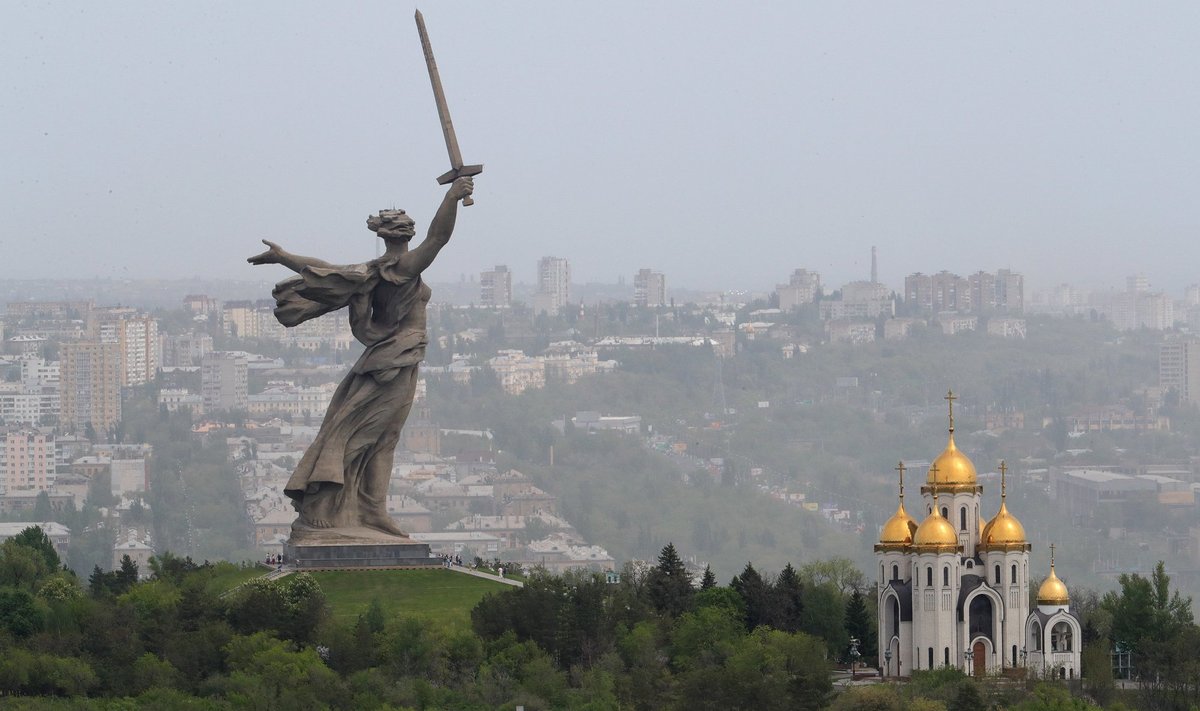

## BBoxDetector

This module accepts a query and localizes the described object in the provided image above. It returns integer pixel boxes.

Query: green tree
[1011,683,1101,710]
[648,542,693,617]
[0,588,44,637]
[731,562,770,630]
[1102,560,1193,653]
[700,564,716,590]
[9,525,61,568]
[771,562,804,632]
[213,632,344,710]
[0,538,55,592]
[32,491,53,521]
[844,587,875,666]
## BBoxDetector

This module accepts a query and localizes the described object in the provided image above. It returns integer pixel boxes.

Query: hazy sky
[3,2,1199,294]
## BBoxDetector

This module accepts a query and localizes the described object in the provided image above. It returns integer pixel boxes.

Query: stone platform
[285,525,439,570]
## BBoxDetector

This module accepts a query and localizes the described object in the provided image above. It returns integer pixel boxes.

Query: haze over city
[4,2,1200,293]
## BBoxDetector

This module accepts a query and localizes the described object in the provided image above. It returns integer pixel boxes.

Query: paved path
[446,563,524,587]
[264,565,295,581]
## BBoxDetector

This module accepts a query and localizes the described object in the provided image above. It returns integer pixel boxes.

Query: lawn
[310,568,513,628]
[206,562,269,596]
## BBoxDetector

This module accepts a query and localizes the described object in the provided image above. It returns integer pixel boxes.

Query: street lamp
[884,648,892,677]
[964,649,975,676]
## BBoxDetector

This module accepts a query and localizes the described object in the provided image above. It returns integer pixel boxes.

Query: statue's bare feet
[361,512,407,537]
[300,485,339,528]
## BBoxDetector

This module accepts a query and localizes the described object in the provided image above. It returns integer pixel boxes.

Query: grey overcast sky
[3,2,1199,294]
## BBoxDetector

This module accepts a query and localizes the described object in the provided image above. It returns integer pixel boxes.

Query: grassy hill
[311,568,513,628]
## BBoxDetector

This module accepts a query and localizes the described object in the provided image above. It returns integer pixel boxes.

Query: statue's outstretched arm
[248,240,334,274]
[405,177,474,274]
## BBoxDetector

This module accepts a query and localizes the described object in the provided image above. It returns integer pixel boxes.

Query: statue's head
[368,209,416,242]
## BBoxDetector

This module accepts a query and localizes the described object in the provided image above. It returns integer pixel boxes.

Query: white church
[875,392,1081,679]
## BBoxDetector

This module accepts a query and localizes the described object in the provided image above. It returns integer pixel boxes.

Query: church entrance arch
[968,594,994,642]
[973,640,986,677]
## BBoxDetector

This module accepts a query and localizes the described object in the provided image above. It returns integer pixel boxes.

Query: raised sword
[415,9,482,206]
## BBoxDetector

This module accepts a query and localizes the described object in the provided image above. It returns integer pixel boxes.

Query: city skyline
[3,3,1200,293]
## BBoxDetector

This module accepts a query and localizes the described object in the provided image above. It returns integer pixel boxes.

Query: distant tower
[634,268,667,308]
[871,246,878,284]
[480,265,512,308]
[533,256,570,315]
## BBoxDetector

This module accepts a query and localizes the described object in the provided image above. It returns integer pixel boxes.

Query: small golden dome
[980,501,1028,548]
[928,432,978,487]
[1038,566,1070,605]
[879,502,918,545]
[913,506,959,549]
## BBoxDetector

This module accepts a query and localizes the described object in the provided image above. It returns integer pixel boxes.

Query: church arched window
[892,564,899,581]
[941,506,948,518]
[960,506,967,531]
[1032,622,1043,651]
[1052,622,1073,652]
[1012,645,1018,667]
[994,565,1001,585]
[943,647,949,666]
[927,647,933,669]
[1011,564,1017,584]
[926,566,933,587]
[943,566,949,587]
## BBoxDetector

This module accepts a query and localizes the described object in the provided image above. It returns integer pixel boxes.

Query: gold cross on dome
[896,461,906,499]
[999,460,1007,499]
[945,389,957,432]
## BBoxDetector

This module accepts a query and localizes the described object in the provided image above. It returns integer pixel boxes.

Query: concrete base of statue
[285,523,437,570]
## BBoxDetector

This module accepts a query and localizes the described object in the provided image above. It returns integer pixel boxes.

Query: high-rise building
[480,265,513,308]
[60,341,122,435]
[776,269,822,311]
[161,331,214,368]
[995,269,1024,313]
[222,301,261,339]
[0,429,56,493]
[633,269,667,308]
[931,271,971,313]
[969,272,997,313]
[95,313,159,386]
[0,357,60,427]
[905,273,934,312]
[1160,339,1200,404]
[535,257,571,315]
[201,352,248,412]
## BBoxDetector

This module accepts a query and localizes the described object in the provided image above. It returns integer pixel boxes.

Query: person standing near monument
[248,176,474,539]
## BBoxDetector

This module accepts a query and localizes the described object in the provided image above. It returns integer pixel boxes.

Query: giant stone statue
[247,9,480,566]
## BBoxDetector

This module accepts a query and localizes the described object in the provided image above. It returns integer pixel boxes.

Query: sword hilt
[438,163,483,208]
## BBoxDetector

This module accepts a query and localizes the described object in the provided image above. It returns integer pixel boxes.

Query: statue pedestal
[286,525,438,570]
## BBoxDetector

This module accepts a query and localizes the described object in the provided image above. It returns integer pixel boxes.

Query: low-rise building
[112,535,154,574]
[410,531,501,558]
[987,318,1027,338]
[524,534,615,572]
[0,521,70,559]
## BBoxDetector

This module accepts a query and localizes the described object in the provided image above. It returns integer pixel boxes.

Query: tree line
[1,529,1196,710]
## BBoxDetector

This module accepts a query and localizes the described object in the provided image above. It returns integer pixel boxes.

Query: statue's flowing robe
[271,259,426,515]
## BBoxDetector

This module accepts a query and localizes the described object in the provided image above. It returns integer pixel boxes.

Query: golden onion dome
[913,505,959,549]
[879,502,918,545]
[927,432,978,487]
[1037,566,1070,605]
[980,501,1028,548]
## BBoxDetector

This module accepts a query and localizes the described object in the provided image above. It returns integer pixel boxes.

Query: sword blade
[415,9,465,170]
